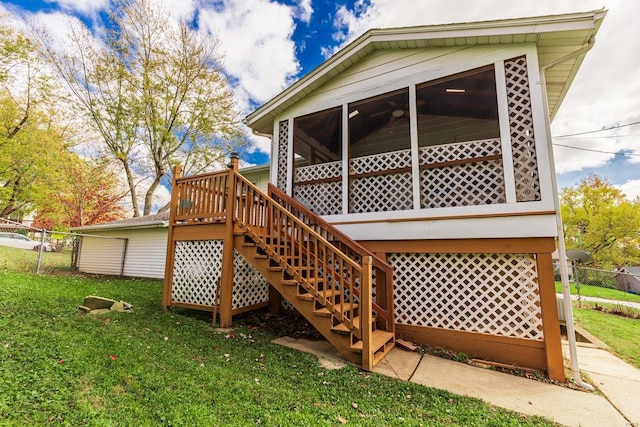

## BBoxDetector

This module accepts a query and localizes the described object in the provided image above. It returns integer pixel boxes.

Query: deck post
[537,251,566,381]
[162,165,181,311]
[219,153,239,327]
[361,256,373,371]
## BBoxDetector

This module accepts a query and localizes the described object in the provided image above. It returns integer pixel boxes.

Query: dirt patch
[233,308,324,340]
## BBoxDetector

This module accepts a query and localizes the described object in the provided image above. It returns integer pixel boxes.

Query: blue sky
[3,0,640,199]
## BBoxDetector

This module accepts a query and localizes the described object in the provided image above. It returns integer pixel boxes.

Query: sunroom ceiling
[245,9,607,135]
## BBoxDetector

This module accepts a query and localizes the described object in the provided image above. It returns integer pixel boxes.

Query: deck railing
[173,172,230,224]
[234,173,371,338]
[269,183,394,332]
[170,167,381,345]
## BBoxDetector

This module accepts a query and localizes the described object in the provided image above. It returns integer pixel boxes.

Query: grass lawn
[0,245,72,274]
[572,302,640,369]
[0,268,555,426]
[555,281,640,304]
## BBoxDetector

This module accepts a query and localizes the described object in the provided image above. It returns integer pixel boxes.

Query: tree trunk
[121,161,140,217]
[143,174,162,216]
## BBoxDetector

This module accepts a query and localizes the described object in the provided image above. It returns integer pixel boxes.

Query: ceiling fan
[368,99,424,128]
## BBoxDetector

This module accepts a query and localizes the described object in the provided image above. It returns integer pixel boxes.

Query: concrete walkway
[273,336,640,427]
[558,293,640,310]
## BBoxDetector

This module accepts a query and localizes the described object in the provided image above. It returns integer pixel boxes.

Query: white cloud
[149,0,196,21]
[296,0,313,23]
[47,0,108,17]
[197,0,300,106]
[244,127,272,156]
[617,180,640,201]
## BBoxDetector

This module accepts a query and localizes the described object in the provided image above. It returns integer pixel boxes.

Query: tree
[35,0,243,216]
[0,20,64,218]
[32,156,127,230]
[560,175,640,268]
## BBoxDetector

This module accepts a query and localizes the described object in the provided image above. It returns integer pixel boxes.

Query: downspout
[539,36,595,391]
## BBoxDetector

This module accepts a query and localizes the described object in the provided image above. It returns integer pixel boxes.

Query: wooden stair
[163,166,395,370]
[234,232,394,367]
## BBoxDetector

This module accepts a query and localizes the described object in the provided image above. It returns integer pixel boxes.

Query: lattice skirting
[172,240,223,306]
[388,252,543,340]
[232,250,269,309]
[171,240,269,310]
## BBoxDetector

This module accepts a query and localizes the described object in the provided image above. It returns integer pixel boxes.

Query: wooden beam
[536,252,565,382]
[396,323,547,369]
[172,224,226,241]
[162,165,181,311]
[361,256,374,371]
[219,168,237,327]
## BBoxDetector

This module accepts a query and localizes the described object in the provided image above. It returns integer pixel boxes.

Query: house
[71,164,269,278]
[615,267,640,294]
[162,10,606,378]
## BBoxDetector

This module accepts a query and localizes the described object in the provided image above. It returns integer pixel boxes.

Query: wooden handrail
[234,173,380,332]
[268,183,394,325]
[292,152,502,186]
[268,183,391,272]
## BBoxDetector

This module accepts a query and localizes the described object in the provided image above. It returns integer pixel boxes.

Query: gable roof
[71,211,170,232]
[245,9,606,135]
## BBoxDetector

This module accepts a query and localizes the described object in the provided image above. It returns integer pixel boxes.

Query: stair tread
[281,277,324,285]
[331,316,374,333]
[314,303,358,317]
[298,290,341,301]
[351,330,394,352]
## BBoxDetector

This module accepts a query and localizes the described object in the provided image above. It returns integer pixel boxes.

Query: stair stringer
[234,235,363,365]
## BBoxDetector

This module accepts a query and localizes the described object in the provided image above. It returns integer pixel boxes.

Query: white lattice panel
[277,120,289,191]
[389,252,543,340]
[504,57,541,202]
[349,149,413,213]
[349,149,411,175]
[419,139,505,208]
[294,161,341,182]
[281,298,295,312]
[294,182,342,215]
[233,250,269,309]
[350,173,413,213]
[420,162,505,208]
[419,139,501,165]
[172,240,223,306]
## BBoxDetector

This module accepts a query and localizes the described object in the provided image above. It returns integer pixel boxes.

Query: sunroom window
[348,89,411,157]
[416,65,500,146]
[416,65,506,208]
[292,107,343,215]
[348,89,413,213]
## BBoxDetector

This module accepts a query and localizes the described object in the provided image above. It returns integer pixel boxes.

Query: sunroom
[269,49,557,240]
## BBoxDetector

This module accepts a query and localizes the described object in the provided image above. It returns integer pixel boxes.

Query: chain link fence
[554,261,640,295]
[1,218,128,275]
[574,266,640,294]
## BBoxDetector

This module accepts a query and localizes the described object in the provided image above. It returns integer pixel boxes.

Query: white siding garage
[72,212,169,279]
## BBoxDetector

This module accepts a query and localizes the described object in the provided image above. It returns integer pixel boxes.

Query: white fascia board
[335,214,558,241]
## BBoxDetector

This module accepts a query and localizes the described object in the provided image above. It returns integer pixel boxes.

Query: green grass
[572,303,640,369]
[0,270,555,426]
[0,245,72,274]
[555,281,640,304]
